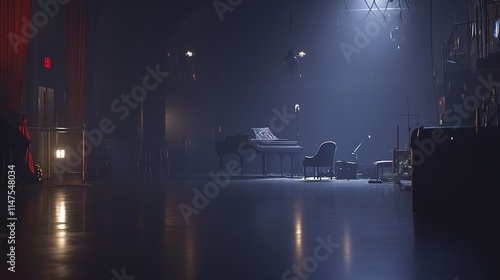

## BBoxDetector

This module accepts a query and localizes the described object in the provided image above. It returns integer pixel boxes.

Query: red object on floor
[18,113,34,174]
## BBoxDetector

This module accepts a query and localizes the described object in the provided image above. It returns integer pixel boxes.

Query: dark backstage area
[1,0,500,279]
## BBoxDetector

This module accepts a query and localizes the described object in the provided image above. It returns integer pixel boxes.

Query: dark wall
[84,0,457,175]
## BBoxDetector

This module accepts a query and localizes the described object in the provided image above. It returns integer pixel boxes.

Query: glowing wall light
[56,149,65,159]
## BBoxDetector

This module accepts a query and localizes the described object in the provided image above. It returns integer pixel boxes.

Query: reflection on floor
[1,178,499,280]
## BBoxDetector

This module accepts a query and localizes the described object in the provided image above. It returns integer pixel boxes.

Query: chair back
[312,141,336,166]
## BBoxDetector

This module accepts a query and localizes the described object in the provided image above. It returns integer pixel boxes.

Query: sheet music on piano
[251,127,279,140]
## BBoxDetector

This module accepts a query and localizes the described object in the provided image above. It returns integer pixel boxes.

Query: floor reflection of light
[185,226,196,280]
[57,230,67,248]
[163,193,196,280]
[164,197,178,226]
[47,191,70,278]
[55,198,67,250]
[294,200,303,261]
[56,201,66,223]
[343,226,352,274]
[295,216,302,248]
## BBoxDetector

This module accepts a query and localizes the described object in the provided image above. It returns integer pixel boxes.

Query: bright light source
[390,26,405,48]
[439,97,445,107]
[298,51,306,57]
[56,149,65,159]
[494,19,500,38]
[44,57,51,68]
[185,51,194,57]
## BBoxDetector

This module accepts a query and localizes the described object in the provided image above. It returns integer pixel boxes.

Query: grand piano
[215,127,302,176]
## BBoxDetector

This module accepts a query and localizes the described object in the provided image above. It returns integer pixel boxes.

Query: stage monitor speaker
[336,161,357,180]
[411,126,500,217]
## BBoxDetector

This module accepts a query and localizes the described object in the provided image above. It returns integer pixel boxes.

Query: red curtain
[64,0,88,127]
[18,114,34,173]
[0,0,32,112]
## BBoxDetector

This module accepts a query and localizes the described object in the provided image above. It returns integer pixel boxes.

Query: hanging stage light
[390,26,405,49]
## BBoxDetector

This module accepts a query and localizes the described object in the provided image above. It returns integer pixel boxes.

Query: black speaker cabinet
[336,161,358,180]
[411,126,500,217]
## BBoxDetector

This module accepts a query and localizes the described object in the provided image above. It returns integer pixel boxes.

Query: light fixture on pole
[293,103,301,177]
[294,104,300,141]
[398,98,419,150]
[352,134,380,161]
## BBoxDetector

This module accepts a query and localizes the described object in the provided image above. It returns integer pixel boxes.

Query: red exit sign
[44,57,51,69]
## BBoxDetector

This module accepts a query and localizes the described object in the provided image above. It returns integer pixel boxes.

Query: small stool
[373,160,392,180]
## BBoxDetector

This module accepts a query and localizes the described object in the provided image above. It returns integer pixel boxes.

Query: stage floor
[1,178,499,280]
